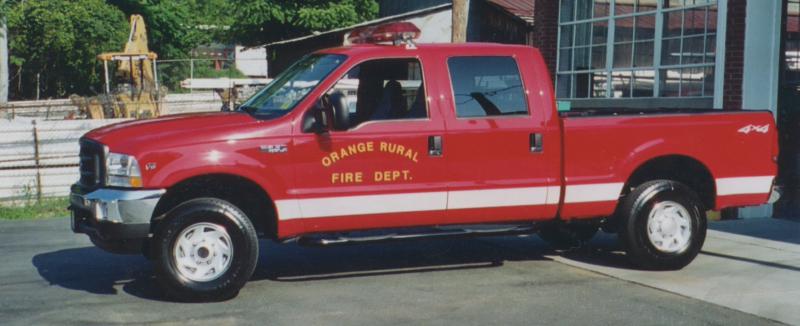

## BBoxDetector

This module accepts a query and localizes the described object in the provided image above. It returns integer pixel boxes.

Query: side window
[328,58,427,129]
[447,56,529,118]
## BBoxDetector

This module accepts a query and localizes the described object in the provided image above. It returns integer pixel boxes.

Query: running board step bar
[296,225,537,247]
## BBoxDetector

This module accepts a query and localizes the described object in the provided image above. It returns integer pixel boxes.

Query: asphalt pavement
[0,218,784,325]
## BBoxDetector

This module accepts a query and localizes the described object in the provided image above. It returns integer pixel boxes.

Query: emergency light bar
[347,22,421,46]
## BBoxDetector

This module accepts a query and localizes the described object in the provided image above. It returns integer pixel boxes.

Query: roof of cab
[317,42,538,57]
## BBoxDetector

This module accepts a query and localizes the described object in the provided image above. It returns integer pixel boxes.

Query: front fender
[139,141,291,199]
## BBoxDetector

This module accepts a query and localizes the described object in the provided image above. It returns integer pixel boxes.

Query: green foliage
[109,0,209,60]
[7,0,128,99]
[230,0,379,46]
[0,197,68,220]
[193,60,247,79]
[0,0,16,19]
[157,59,247,94]
[4,0,377,99]
[109,1,241,93]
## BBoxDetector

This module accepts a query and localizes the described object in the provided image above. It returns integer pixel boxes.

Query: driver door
[288,57,449,233]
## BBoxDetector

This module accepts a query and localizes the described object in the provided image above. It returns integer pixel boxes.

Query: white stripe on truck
[716,176,774,196]
[274,177,773,220]
[564,183,625,203]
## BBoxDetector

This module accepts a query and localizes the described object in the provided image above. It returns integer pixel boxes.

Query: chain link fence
[0,58,270,119]
[0,57,270,204]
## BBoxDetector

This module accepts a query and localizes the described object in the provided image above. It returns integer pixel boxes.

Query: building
[384,0,796,219]
[260,4,452,77]
[547,0,791,219]
[259,0,798,218]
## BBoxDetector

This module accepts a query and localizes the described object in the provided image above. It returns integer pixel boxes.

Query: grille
[78,139,105,187]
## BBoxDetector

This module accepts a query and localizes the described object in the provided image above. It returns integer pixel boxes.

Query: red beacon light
[346,22,421,48]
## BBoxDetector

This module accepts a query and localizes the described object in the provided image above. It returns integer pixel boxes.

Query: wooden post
[0,16,8,104]
[452,0,469,43]
[32,120,42,203]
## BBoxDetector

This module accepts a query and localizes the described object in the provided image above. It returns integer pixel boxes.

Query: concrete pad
[551,219,800,325]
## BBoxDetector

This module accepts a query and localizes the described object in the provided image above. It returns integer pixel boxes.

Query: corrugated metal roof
[487,0,535,25]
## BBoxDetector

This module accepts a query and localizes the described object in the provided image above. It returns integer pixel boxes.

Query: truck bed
[558,110,777,219]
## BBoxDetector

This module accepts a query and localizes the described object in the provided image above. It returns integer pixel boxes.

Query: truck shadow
[31,235,555,301]
[30,246,161,298]
[554,233,633,269]
[251,235,551,282]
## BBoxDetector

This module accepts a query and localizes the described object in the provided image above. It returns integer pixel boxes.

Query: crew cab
[68,23,779,301]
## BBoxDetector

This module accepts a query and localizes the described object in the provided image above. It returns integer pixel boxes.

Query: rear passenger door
[440,55,559,224]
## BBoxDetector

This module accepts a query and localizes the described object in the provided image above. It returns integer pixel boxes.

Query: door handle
[428,135,442,157]
[530,133,543,153]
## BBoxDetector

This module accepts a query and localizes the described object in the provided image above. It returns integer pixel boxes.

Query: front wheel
[618,180,706,270]
[153,198,258,301]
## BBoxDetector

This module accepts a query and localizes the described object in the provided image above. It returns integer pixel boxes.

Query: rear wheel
[618,180,706,270]
[153,198,258,301]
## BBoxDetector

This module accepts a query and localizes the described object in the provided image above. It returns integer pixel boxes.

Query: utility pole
[0,15,9,104]
[452,0,469,43]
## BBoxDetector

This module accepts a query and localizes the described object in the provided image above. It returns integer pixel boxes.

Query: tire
[153,198,259,301]
[618,180,706,270]
[538,223,599,249]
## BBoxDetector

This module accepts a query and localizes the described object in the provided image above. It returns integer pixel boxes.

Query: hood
[84,112,268,153]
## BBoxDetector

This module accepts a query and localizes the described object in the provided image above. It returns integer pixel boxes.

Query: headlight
[106,152,143,188]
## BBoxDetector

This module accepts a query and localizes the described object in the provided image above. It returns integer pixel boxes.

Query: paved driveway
[0,218,780,325]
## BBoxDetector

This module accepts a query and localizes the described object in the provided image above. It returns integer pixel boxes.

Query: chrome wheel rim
[646,201,692,254]
[173,222,233,282]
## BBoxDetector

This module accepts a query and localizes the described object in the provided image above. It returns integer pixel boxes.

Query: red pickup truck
[69,24,779,301]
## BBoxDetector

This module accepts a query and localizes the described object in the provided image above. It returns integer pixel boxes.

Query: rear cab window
[447,56,529,118]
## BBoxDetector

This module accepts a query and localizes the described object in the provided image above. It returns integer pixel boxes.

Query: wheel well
[152,174,277,239]
[624,155,715,210]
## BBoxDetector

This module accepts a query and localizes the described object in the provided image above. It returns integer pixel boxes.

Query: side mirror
[303,97,331,134]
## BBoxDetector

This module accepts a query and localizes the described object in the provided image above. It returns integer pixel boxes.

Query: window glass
[632,70,655,97]
[447,57,528,118]
[240,54,344,117]
[592,72,609,97]
[327,58,427,129]
[636,0,658,12]
[575,0,594,21]
[556,0,717,101]
[611,71,632,98]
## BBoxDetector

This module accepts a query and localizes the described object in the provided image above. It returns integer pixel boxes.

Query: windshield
[239,54,346,117]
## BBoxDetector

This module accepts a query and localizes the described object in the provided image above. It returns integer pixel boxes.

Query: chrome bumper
[69,185,165,240]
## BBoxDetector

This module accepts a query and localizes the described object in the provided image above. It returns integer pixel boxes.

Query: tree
[230,0,379,46]
[108,0,211,60]
[0,0,13,103]
[109,0,237,92]
[7,0,128,99]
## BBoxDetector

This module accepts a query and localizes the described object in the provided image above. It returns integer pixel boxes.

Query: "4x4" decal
[738,124,770,134]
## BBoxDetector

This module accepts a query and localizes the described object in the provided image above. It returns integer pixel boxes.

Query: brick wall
[723,0,747,110]
[529,0,559,83]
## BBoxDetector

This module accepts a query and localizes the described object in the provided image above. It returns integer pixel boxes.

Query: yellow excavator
[71,15,164,119]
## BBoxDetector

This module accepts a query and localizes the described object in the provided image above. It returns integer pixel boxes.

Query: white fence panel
[0,119,128,203]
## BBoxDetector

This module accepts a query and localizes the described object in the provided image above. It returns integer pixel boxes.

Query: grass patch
[0,197,69,220]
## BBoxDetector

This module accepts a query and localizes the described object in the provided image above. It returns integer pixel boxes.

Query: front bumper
[69,184,165,241]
